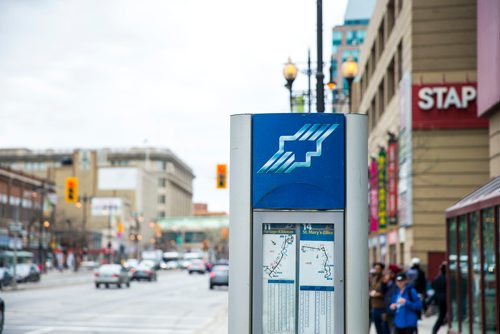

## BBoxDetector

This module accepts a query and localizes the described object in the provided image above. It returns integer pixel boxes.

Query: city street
[1,270,228,334]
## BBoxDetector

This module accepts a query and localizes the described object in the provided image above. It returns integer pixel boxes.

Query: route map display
[262,224,296,334]
[261,223,336,334]
[298,224,335,334]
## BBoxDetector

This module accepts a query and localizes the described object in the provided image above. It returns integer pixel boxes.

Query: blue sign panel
[252,113,345,209]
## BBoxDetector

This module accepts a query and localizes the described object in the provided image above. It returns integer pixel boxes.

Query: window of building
[448,218,459,331]
[346,30,367,46]
[357,30,366,45]
[158,195,166,204]
[332,31,343,46]
[156,160,167,171]
[158,211,166,218]
[469,212,482,332]
[377,79,385,118]
[377,22,385,61]
[332,45,339,55]
[397,41,403,85]
[387,0,395,40]
[458,215,470,330]
[158,178,166,187]
[387,57,395,103]
[482,208,496,331]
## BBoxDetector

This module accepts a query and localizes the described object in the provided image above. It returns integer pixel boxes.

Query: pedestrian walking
[384,264,402,334]
[407,257,427,318]
[389,272,422,334]
[370,262,389,334]
[431,262,447,334]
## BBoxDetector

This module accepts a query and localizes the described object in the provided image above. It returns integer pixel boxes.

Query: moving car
[164,260,180,270]
[130,264,157,281]
[11,264,40,283]
[124,258,139,270]
[188,259,206,275]
[209,264,229,289]
[95,264,130,288]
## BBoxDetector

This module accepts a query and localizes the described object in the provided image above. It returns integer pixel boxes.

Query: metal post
[108,207,112,264]
[307,48,312,113]
[347,77,354,113]
[12,205,19,290]
[316,0,325,113]
[82,196,88,256]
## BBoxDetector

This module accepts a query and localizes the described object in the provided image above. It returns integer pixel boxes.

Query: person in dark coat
[431,262,447,334]
[370,262,389,334]
[384,264,402,334]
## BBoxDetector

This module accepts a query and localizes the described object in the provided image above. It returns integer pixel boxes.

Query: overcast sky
[0,0,349,213]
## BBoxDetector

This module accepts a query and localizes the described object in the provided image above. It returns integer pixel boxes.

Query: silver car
[95,264,130,289]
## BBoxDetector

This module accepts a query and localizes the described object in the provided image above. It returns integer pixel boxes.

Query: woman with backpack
[389,272,423,334]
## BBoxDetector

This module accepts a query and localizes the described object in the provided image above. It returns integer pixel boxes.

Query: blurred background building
[0,167,56,266]
[329,0,375,113]
[0,147,194,264]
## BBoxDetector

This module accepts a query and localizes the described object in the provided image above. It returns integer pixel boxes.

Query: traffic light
[216,164,227,189]
[65,177,78,203]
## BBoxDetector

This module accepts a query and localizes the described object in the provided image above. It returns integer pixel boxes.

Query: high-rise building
[329,0,375,112]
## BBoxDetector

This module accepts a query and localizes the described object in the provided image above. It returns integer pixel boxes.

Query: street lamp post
[316,0,325,113]
[341,55,359,113]
[76,195,90,258]
[283,57,298,112]
[327,54,337,113]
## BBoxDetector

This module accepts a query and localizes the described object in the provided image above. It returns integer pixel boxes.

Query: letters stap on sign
[412,83,488,129]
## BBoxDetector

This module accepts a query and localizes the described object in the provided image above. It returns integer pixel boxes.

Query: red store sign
[412,83,488,129]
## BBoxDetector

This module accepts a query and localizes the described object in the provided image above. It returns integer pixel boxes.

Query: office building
[444,1,500,332]
[352,0,489,275]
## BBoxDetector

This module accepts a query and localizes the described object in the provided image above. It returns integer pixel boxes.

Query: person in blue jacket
[389,272,422,334]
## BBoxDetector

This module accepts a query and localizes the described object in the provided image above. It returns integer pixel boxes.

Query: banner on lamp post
[387,140,398,225]
[378,148,387,232]
[369,158,379,233]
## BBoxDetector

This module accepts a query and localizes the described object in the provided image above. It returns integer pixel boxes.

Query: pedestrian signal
[65,177,78,203]
[216,164,227,189]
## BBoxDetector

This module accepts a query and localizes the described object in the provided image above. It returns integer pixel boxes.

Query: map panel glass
[262,224,297,334]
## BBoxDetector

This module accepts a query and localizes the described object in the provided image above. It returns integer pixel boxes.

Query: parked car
[0,296,4,333]
[209,264,229,289]
[188,259,206,275]
[11,264,40,283]
[95,264,130,289]
[131,264,157,282]
[0,268,13,289]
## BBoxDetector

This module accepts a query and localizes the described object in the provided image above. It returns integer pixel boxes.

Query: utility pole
[307,49,312,113]
[316,0,325,113]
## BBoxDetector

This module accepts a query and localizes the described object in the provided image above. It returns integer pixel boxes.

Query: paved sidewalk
[370,314,447,334]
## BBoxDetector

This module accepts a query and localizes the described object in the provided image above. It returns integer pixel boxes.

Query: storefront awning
[446,176,500,217]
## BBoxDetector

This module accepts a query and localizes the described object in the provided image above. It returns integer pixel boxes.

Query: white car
[95,264,130,289]
[164,261,180,270]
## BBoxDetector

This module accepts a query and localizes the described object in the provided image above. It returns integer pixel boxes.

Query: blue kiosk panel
[252,113,345,210]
